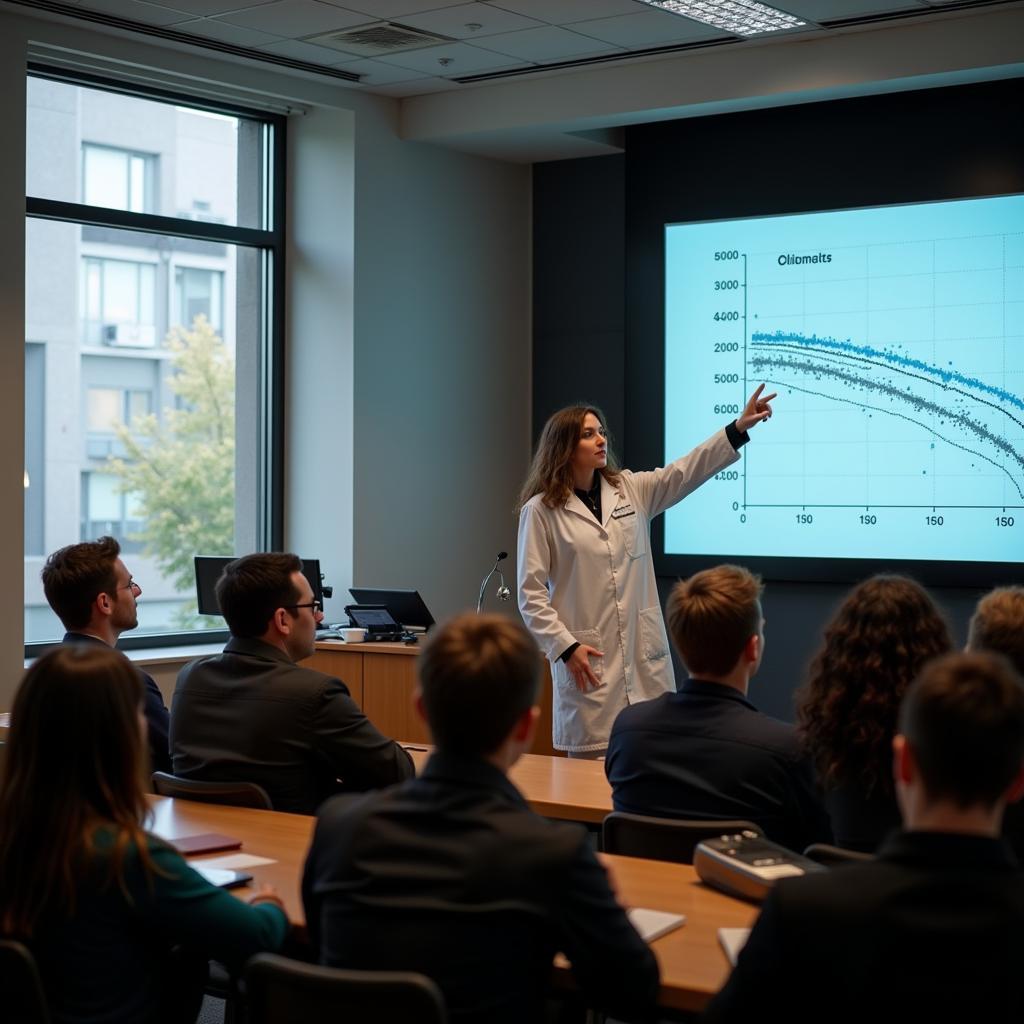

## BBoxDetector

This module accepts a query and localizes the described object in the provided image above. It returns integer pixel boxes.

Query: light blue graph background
[663,195,1024,563]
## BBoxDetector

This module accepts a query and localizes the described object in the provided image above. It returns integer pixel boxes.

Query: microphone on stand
[477,551,512,613]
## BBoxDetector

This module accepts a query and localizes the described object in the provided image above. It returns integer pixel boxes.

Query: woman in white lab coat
[516,386,775,757]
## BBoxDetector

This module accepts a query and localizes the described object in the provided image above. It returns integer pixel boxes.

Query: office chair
[243,954,447,1024]
[0,940,51,1024]
[151,772,272,810]
[803,843,875,867]
[602,811,762,865]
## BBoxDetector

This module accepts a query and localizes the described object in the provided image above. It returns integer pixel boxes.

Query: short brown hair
[900,651,1024,809]
[215,552,303,638]
[968,587,1024,676]
[666,565,763,676]
[41,536,121,630]
[418,614,542,757]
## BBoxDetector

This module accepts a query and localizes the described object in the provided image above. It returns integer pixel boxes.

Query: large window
[25,71,284,647]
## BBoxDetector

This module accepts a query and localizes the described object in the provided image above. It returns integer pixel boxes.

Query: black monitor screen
[195,555,323,617]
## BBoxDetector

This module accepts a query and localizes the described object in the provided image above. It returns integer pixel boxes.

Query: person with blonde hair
[0,645,288,1023]
[517,386,775,756]
[605,565,829,851]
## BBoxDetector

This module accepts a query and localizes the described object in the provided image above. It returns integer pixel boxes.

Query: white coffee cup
[341,627,366,643]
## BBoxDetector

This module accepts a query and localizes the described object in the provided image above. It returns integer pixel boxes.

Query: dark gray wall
[532,153,988,723]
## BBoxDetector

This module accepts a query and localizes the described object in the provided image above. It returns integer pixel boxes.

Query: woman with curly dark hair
[796,575,952,852]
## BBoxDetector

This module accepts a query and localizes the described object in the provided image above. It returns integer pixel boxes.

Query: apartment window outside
[81,256,157,346]
[25,71,285,648]
[82,144,155,214]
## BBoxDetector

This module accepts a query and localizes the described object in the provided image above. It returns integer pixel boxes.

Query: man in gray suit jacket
[704,650,1024,1022]
[171,552,412,813]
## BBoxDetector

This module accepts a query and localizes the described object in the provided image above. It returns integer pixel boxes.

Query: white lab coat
[517,429,739,752]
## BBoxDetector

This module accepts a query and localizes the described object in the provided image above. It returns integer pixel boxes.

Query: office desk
[147,795,755,1014]
[405,747,612,825]
[305,641,559,757]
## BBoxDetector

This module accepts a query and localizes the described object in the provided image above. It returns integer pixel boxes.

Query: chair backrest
[0,940,51,1024]
[602,811,762,864]
[803,843,875,867]
[150,772,272,809]
[243,954,446,1024]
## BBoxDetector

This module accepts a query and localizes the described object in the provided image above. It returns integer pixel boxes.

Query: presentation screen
[663,194,1024,571]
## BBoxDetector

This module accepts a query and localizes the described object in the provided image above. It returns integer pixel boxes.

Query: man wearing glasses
[171,552,413,813]
[41,536,171,771]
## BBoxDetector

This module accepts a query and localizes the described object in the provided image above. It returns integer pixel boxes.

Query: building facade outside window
[25,72,284,646]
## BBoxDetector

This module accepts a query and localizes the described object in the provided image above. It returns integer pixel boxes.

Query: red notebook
[169,833,243,856]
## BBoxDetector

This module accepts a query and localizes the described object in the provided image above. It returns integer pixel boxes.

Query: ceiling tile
[395,2,544,39]
[339,0,476,17]
[257,37,354,61]
[482,0,640,25]
[478,24,622,60]
[777,0,925,19]
[373,39,529,74]
[146,0,271,15]
[77,0,194,24]
[571,8,730,46]
[331,56,431,82]
[217,0,369,36]
[176,16,284,44]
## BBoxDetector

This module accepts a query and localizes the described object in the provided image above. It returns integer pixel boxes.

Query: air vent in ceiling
[306,22,455,57]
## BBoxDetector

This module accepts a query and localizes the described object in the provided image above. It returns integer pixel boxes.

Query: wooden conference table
[148,795,757,1015]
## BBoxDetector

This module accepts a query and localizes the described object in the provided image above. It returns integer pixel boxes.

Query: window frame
[26,65,286,654]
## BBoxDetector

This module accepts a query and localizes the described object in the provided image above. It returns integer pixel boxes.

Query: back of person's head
[215,552,303,638]
[0,645,149,937]
[666,565,763,676]
[798,574,952,793]
[900,651,1024,809]
[968,586,1024,677]
[418,613,542,758]
[41,536,121,630]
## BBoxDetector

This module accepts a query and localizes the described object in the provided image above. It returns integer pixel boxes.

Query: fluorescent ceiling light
[635,0,806,36]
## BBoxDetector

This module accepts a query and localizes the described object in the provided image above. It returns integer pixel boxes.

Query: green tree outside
[108,314,234,627]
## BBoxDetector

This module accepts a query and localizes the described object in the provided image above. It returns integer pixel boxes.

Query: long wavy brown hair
[516,404,622,512]
[796,575,952,795]
[0,646,157,938]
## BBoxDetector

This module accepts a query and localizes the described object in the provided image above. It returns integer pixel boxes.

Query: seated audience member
[796,576,952,852]
[605,565,830,852]
[704,651,1024,1022]
[967,586,1024,856]
[41,536,171,772]
[968,585,1024,675]
[0,646,288,1024]
[302,614,660,1024]
[172,552,412,813]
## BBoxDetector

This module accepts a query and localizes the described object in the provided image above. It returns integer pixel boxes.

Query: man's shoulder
[177,648,347,695]
[611,692,673,733]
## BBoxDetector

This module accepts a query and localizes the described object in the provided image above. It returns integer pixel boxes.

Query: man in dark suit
[171,552,412,813]
[605,565,829,851]
[302,613,660,1024]
[704,651,1024,1021]
[41,536,171,772]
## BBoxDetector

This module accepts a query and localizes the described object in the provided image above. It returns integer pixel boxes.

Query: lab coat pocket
[553,628,603,692]
[621,515,647,560]
[638,606,669,663]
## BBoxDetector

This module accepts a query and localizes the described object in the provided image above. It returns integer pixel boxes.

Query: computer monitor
[348,588,435,631]
[195,555,324,617]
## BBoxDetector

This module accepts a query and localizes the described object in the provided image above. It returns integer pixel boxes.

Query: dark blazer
[606,679,831,852]
[63,632,171,773]
[703,831,1024,1022]
[821,777,902,853]
[302,751,660,1024]
[170,637,413,814]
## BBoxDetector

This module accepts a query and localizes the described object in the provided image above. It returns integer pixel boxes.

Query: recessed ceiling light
[634,0,806,36]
